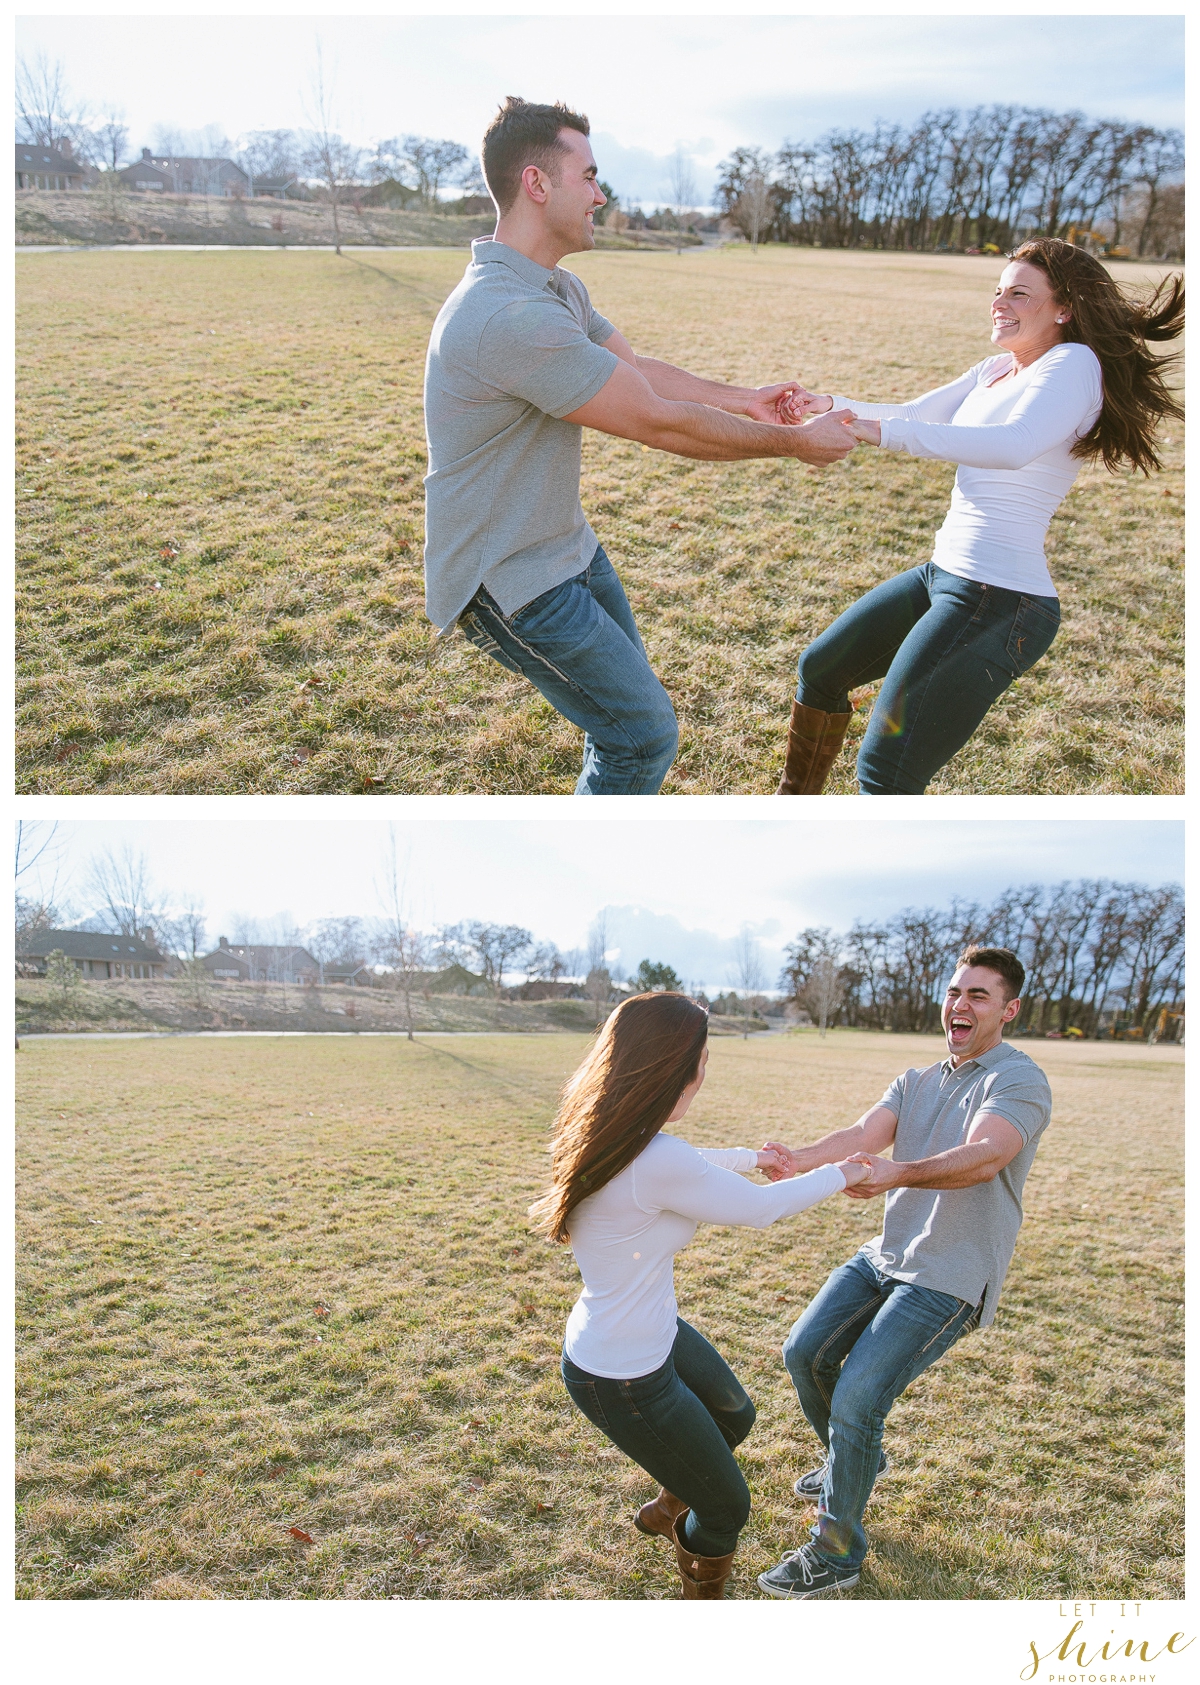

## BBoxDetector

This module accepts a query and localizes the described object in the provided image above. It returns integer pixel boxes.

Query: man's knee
[782,1316,822,1381]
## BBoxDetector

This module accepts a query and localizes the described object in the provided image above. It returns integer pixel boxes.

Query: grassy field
[16,1030,1182,1600]
[16,246,1183,794]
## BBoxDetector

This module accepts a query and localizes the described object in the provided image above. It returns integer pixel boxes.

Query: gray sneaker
[793,1450,889,1501]
[758,1543,860,1599]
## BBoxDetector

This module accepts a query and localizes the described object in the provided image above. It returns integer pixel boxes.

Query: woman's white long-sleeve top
[562,1133,846,1380]
[832,342,1103,597]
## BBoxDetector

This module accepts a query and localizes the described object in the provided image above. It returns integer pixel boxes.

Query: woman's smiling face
[990,260,1069,359]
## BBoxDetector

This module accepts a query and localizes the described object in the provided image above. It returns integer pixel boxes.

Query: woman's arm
[876,347,1102,469]
[635,1139,864,1231]
[698,1146,789,1175]
[784,367,986,427]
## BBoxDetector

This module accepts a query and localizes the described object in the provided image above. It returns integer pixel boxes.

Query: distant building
[17,928,166,980]
[15,141,84,191]
[118,148,250,197]
[322,961,375,987]
[248,174,304,200]
[200,937,319,985]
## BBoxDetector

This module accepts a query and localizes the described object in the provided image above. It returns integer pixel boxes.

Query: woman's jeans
[457,545,678,795]
[796,561,1061,794]
[783,1251,980,1572]
[562,1319,756,1557]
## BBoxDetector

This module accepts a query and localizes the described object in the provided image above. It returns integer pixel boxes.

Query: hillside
[15,978,763,1037]
[15,189,699,250]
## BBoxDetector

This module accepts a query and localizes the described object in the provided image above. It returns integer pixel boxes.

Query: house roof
[145,155,248,177]
[15,145,82,174]
[18,929,165,963]
[202,943,318,970]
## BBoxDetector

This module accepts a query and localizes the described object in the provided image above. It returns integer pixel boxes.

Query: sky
[15,11,1185,207]
[19,818,1184,991]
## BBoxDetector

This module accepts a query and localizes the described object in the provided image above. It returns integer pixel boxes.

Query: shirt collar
[471,237,558,291]
[939,1039,1013,1076]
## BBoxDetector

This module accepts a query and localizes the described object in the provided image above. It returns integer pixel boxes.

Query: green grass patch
[16,1031,1182,1599]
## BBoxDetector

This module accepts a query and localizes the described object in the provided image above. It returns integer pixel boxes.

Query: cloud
[599,906,785,992]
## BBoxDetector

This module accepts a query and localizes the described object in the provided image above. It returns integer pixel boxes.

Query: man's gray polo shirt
[422,238,619,631]
[860,1040,1052,1327]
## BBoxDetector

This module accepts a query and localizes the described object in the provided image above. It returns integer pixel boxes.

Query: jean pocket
[1005,596,1061,673]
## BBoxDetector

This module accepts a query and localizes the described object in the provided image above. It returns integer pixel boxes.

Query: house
[200,936,319,985]
[118,148,250,197]
[322,961,375,987]
[248,174,304,200]
[15,141,84,191]
[17,928,167,980]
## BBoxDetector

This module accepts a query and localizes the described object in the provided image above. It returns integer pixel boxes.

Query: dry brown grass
[16,246,1182,791]
[16,1031,1182,1599]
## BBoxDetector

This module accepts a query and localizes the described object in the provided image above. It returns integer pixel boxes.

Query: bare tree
[737,170,773,253]
[300,41,362,254]
[666,147,697,252]
[375,828,430,1040]
[15,52,88,152]
[84,845,166,937]
[731,925,766,1037]
[92,113,129,172]
[805,956,843,1039]
[307,916,369,984]
[585,912,613,1023]
[16,819,69,951]
[401,136,470,209]
[464,921,532,995]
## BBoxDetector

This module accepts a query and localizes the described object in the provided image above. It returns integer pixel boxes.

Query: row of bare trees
[718,106,1184,259]
[780,880,1184,1039]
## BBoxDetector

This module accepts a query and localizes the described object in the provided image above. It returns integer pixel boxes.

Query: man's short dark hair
[956,945,1025,1001]
[482,96,590,215]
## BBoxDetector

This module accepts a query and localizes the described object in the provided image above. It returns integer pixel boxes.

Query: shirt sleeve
[634,1137,846,1231]
[476,297,618,419]
[698,1147,758,1172]
[976,1066,1052,1146]
[878,346,1102,469]
[588,306,617,345]
[829,365,984,425]
[880,1071,907,1116]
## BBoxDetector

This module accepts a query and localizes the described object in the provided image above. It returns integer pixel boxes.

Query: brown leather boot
[634,1488,689,1540]
[776,700,852,794]
[671,1510,736,1600]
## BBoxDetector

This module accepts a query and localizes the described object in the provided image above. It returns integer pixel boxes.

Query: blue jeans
[457,545,678,795]
[783,1251,979,1572]
[562,1319,757,1557]
[796,561,1061,794]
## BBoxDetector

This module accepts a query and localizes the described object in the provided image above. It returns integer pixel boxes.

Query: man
[755,945,1052,1598]
[423,97,857,794]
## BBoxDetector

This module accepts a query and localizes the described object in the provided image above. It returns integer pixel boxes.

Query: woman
[774,238,1184,795]
[530,992,867,1599]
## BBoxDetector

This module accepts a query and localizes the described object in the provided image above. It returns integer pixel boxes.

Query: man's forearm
[635,355,757,414]
[889,1142,1006,1190]
[789,1122,884,1173]
[639,399,828,462]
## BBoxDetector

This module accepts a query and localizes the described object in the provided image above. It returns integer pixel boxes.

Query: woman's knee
[723,1395,756,1449]
[796,643,850,713]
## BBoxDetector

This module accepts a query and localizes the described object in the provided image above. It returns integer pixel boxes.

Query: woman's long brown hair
[1009,237,1184,474]
[529,992,709,1244]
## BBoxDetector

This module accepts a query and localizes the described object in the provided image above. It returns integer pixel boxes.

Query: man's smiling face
[942,964,1021,1064]
[543,126,606,254]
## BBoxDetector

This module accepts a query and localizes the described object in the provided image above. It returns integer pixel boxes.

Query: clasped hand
[757,1141,896,1197]
[774,386,881,446]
